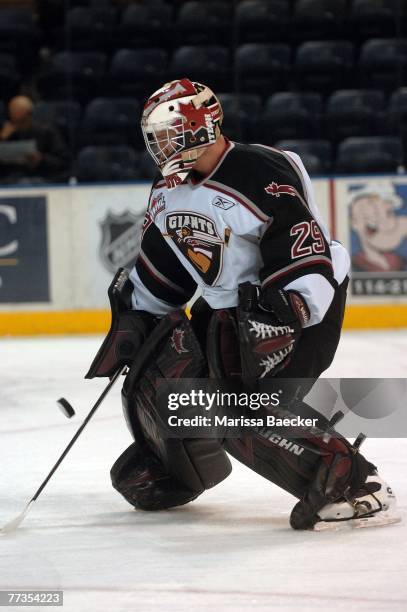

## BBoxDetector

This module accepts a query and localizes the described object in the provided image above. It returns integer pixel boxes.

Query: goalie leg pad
[118,393,232,509]
[110,441,202,511]
[117,310,232,509]
[224,420,371,522]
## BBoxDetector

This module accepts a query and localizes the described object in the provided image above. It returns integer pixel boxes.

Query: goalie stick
[0,365,127,535]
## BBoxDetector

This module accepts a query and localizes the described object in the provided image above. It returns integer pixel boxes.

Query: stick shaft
[31,366,126,502]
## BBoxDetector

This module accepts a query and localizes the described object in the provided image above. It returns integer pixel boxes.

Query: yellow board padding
[342,304,407,329]
[0,310,111,336]
[0,304,406,336]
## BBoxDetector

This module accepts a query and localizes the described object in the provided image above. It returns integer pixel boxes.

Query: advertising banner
[0,195,49,303]
[335,177,407,298]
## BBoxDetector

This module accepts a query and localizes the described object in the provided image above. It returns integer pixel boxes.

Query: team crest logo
[212,195,235,210]
[166,212,223,285]
[99,210,144,273]
[265,182,297,197]
[170,328,189,354]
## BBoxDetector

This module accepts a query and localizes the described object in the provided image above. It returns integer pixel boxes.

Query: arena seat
[335,136,403,173]
[0,53,21,100]
[170,45,231,92]
[175,1,232,45]
[0,8,39,67]
[37,51,107,103]
[79,98,141,148]
[235,43,291,96]
[234,0,290,44]
[108,49,168,99]
[274,139,333,174]
[254,92,323,142]
[389,88,407,130]
[292,0,348,42]
[218,93,262,141]
[33,100,82,150]
[325,89,386,142]
[295,41,354,93]
[75,146,140,182]
[64,6,118,52]
[118,2,173,48]
[68,0,113,6]
[350,0,399,40]
[360,39,407,91]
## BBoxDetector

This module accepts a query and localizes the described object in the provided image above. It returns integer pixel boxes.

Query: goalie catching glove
[237,282,310,379]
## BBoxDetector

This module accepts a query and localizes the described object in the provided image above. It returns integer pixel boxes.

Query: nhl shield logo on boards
[99,210,144,273]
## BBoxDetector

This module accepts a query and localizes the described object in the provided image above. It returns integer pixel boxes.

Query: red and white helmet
[141,78,223,189]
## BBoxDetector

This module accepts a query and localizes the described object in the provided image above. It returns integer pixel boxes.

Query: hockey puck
[57,397,76,418]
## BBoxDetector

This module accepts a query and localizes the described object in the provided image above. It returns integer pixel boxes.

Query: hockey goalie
[86,78,398,530]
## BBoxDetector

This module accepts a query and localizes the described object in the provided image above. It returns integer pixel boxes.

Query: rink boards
[1,175,407,335]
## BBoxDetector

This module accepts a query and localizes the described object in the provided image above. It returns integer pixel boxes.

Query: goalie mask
[141,78,223,189]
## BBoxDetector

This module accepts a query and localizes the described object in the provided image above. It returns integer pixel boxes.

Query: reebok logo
[212,196,235,210]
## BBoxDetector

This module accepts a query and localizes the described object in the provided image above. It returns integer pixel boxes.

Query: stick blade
[0,501,33,535]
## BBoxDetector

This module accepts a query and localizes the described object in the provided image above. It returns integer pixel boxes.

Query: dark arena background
[1,2,407,611]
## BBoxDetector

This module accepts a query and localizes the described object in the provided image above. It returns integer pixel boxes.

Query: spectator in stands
[0,95,69,184]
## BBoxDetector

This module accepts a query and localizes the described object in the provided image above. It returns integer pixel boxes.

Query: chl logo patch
[212,195,235,210]
[150,192,166,221]
[265,182,297,197]
[165,211,223,285]
[142,192,166,239]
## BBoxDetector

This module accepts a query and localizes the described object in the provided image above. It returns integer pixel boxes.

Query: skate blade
[313,512,401,532]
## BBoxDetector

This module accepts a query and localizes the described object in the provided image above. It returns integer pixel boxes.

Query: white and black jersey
[130,140,350,327]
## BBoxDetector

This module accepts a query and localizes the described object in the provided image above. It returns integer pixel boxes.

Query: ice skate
[313,470,401,531]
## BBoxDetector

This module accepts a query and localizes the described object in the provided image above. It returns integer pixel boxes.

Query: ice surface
[1,331,407,611]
